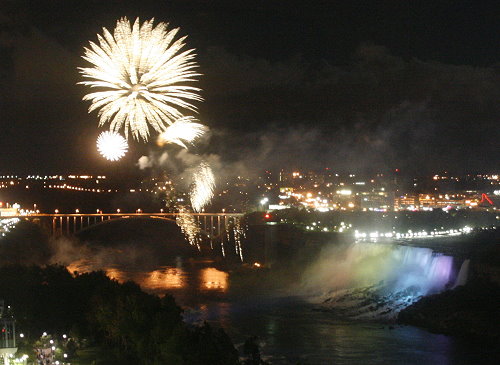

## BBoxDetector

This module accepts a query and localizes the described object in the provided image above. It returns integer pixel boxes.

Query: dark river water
[68,229,499,364]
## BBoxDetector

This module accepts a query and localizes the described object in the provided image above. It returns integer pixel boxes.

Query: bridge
[9,212,244,243]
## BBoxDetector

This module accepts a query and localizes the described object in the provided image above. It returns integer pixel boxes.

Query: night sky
[0,0,498,176]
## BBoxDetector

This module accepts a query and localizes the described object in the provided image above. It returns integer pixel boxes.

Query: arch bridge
[12,212,244,242]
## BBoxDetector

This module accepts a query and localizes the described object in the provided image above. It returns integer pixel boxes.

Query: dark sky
[0,0,498,176]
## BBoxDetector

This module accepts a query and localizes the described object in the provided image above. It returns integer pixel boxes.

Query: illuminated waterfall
[300,242,467,319]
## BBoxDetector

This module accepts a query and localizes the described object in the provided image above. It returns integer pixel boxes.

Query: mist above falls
[298,241,468,319]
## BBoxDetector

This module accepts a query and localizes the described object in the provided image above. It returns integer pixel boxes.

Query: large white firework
[157,116,207,149]
[97,131,129,161]
[190,161,215,212]
[79,17,202,141]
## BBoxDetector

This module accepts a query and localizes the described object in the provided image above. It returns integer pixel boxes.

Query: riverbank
[398,277,500,344]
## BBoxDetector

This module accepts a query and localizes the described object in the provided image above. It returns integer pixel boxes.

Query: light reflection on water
[142,267,186,290]
[67,259,229,304]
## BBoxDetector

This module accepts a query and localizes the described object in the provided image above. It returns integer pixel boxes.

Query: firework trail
[79,17,202,141]
[157,116,207,148]
[190,161,215,212]
[175,206,201,249]
[96,131,128,161]
[234,218,245,261]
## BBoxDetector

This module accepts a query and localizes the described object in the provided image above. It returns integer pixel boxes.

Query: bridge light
[75,209,79,214]
[55,209,59,214]
[116,209,121,213]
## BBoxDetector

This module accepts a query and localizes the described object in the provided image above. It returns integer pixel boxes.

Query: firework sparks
[234,218,245,261]
[190,161,215,212]
[157,116,207,148]
[79,17,202,141]
[97,131,129,161]
[176,207,201,248]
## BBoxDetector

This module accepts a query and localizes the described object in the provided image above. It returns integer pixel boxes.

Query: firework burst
[97,131,129,161]
[79,17,202,141]
[190,161,215,212]
[157,116,207,149]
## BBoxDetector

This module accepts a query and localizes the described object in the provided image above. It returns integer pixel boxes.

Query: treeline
[0,265,239,364]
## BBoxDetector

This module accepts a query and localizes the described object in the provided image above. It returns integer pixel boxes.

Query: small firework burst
[96,131,128,161]
[157,116,207,148]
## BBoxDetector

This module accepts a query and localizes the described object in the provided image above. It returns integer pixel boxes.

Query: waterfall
[300,242,467,319]
[452,259,470,288]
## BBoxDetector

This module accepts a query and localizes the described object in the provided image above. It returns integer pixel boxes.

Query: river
[68,226,499,364]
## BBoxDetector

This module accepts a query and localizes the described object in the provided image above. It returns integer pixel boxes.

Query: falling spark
[96,131,129,161]
[234,218,245,261]
[157,116,207,148]
[190,161,215,212]
[79,17,202,141]
[176,207,201,248]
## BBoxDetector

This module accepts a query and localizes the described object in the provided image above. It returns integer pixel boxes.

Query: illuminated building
[418,193,481,210]
[394,195,418,211]
[0,207,18,217]
[358,191,393,211]
[0,300,17,365]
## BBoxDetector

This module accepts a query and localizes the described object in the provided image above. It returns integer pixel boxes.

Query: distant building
[358,192,393,211]
[0,300,17,365]
[0,207,18,217]
[418,193,474,210]
[394,195,418,211]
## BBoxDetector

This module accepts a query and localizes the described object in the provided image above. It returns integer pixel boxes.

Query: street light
[260,197,268,211]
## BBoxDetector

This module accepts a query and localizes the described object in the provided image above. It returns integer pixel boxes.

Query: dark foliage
[0,265,239,364]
